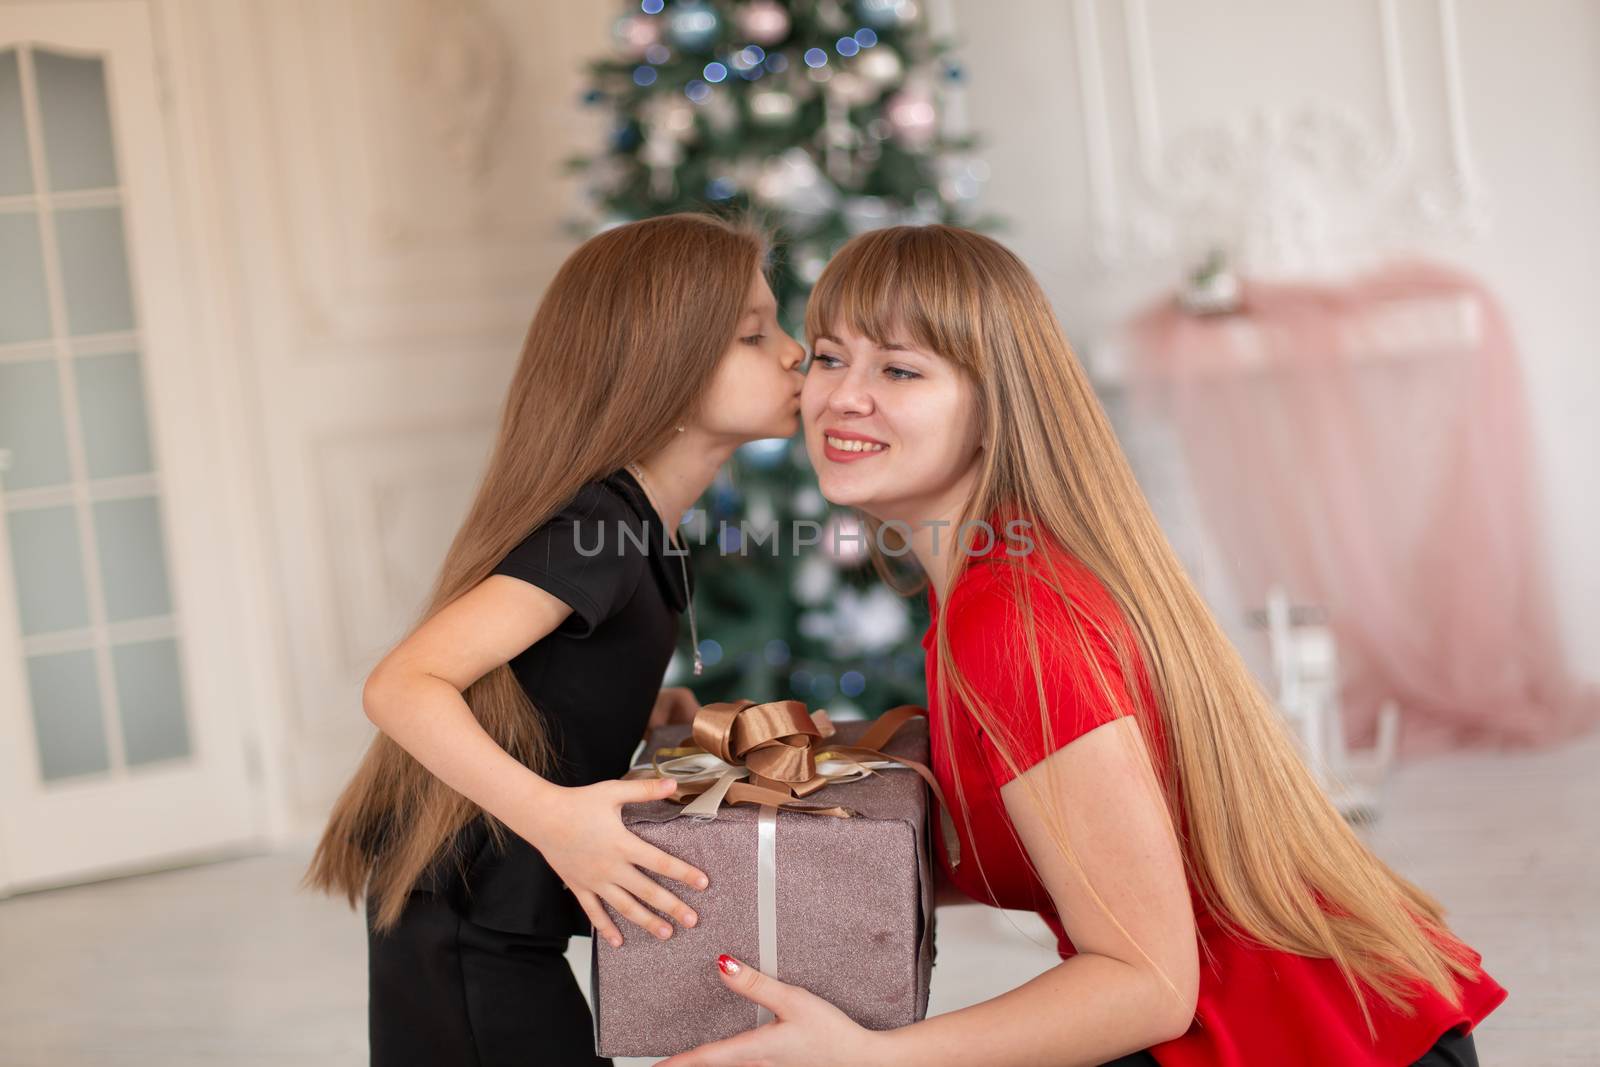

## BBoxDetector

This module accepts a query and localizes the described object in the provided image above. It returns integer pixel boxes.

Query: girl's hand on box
[519,777,709,948]
[658,954,890,1067]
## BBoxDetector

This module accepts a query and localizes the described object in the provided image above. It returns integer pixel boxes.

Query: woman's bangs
[805,232,952,357]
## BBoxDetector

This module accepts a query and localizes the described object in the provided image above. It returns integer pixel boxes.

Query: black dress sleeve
[490,481,646,639]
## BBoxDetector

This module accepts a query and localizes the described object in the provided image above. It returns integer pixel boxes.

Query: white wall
[155,0,617,831]
[157,0,1598,837]
[945,0,1600,681]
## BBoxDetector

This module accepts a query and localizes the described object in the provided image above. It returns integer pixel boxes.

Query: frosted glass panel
[0,212,53,343]
[34,50,118,192]
[8,505,90,635]
[27,649,109,780]
[0,50,31,195]
[0,360,73,490]
[113,638,190,766]
[93,496,171,621]
[76,351,154,478]
[54,206,135,335]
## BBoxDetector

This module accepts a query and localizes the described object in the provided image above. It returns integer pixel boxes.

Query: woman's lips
[822,433,888,463]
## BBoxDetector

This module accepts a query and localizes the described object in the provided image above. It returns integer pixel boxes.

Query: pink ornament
[738,0,791,46]
[886,86,937,147]
[613,15,662,58]
[822,512,871,567]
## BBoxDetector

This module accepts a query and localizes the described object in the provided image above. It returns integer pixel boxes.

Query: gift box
[589,701,946,1059]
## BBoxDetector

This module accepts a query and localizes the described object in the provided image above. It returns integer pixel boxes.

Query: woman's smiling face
[800,321,982,521]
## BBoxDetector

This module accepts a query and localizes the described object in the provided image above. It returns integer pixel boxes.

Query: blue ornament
[857,0,913,29]
[667,1,719,51]
[737,437,790,468]
[710,479,741,514]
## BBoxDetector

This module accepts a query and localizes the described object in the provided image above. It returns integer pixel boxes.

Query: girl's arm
[874,715,1199,1066]
[362,573,710,947]
[362,573,572,850]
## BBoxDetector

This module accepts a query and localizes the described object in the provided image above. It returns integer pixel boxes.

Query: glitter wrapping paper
[590,716,938,1058]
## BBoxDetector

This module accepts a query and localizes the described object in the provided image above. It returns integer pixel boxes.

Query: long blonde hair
[303,213,768,932]
[806,225,1481,1038]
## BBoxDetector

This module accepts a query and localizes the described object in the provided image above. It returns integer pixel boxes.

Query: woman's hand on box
[646,686,703,736]
[658,954,888,1067]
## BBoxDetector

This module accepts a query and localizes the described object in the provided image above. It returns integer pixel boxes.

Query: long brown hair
[806,225,1481,1038]
[303,213,768,932]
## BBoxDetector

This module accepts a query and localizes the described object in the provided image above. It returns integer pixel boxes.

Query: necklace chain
[626,462,703,677]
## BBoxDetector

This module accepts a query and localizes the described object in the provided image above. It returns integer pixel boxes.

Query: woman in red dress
[664,226,1507,1067]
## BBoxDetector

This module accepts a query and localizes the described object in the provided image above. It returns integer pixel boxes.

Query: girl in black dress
[303,214,806,1066]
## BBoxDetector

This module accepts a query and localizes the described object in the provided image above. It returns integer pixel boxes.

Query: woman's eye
[885,366,921,381]
[811,353,842,369]
[741,333,766,345]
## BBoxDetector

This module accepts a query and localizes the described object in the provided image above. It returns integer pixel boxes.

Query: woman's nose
[827,370,873,416]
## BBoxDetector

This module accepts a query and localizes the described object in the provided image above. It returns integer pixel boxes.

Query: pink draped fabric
[1124,259,1598,756]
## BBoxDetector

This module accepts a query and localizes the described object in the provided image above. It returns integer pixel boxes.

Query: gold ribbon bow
[625,699,961,867]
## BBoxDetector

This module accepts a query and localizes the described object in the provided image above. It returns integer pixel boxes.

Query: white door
[0,2,260,893]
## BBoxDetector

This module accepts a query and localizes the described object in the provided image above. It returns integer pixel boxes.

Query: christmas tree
[570,0,996,715]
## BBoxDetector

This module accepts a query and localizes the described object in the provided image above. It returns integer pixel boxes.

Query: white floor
[1,729,1596,1066]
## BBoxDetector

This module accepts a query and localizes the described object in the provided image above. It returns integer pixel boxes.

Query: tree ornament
[737,0,790,46]
[667,0,720,51]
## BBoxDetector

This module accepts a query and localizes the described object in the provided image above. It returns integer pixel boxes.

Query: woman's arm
[875,716,1199,1066]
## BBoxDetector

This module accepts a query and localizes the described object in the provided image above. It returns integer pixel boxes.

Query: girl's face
[694,271,807,441]
[801,322,983,520]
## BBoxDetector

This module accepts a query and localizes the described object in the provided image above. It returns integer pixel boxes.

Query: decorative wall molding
[244,0,607,364]
[1071,0,1490,278]
[391,0,513,184]
[314,417,495,685]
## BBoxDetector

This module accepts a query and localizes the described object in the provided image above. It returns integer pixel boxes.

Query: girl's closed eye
[741,333,766,345]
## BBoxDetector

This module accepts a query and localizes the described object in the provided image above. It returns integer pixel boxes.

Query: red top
[922,537,1507,1066]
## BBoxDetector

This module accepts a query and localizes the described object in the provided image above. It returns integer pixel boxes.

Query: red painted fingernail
[717,953,740,975]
